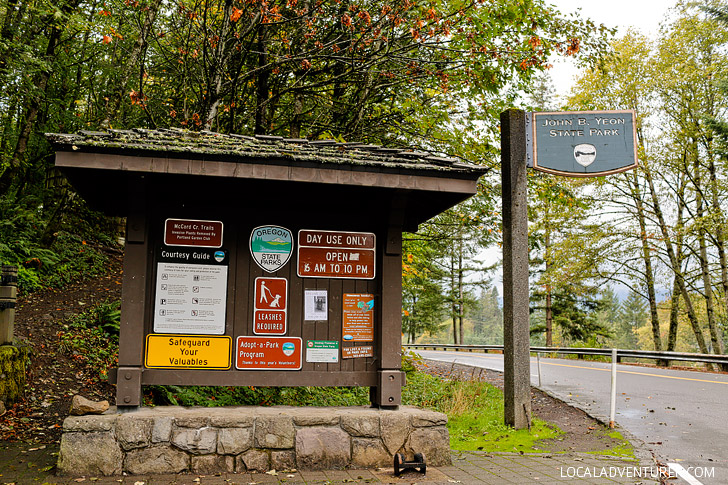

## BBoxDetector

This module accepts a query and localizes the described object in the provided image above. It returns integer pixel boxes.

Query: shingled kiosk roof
[47,128,487,229]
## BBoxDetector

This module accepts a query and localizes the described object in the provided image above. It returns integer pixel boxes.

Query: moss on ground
[0,344,30,405]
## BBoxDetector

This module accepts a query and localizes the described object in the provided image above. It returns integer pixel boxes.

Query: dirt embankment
[1,253,122,443]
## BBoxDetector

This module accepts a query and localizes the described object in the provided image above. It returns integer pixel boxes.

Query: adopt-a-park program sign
[531,110,638,177]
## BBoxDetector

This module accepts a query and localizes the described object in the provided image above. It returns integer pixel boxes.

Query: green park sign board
[531,110,638,177]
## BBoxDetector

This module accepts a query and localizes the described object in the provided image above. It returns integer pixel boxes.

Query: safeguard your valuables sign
[532,110,638,177]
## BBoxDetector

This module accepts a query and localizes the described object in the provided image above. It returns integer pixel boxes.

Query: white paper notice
[153,262,228,334]
[304,289,328,321]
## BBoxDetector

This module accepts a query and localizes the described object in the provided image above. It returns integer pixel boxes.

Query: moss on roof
[45,128,486,177]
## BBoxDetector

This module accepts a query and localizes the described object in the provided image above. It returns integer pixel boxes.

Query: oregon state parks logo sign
[250,226,293,273]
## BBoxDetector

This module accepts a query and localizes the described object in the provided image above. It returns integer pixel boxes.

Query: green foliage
[611,290,646,349]
[0,191,118,295]
[402,236,448,342]
[466,287,503,345]
[565,1,728,357]
[401,370,561,452]
[58,301,121,381]
[145,384,370,408]
[531,286,613,344]
[401,349,426,377]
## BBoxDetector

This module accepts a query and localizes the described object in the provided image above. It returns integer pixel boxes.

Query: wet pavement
[1,441,662,484]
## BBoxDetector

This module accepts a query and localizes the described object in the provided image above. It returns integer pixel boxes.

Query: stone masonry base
[57,405,450,476]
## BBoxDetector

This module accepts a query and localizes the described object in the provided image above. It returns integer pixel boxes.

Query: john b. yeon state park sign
[530,110,638,177]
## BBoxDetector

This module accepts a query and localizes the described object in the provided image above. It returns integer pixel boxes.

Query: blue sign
[532,110,638,177]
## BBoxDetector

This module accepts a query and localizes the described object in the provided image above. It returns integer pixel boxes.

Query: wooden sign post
[501,109,638,429]
[501,109,532,430]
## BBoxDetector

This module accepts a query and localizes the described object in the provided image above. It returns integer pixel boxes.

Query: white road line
[668,463,703,485]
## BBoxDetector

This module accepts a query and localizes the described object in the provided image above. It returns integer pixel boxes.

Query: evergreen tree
[467,287,503,344]
[401,238,446,343]
[614,290,647,349]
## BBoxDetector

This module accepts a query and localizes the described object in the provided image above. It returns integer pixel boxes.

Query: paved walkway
[1,441,663,484]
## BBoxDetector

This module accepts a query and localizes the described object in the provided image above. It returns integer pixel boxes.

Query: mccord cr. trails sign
[531,110,638,177]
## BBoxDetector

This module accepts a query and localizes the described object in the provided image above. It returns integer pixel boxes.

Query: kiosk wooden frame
[47,129,486,408]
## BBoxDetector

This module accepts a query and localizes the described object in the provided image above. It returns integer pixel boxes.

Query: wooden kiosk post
[47,130,486,410]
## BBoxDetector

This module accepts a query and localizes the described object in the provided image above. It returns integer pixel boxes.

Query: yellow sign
[145,334,232,369]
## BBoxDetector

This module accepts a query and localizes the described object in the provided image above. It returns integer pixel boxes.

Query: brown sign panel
[235,336,302,370]
[299,230,375,249]
[342,293,375,341]
[253,277,287,335]
[164,219,223,248]
[342,345,374,359]
[297,230,376,279]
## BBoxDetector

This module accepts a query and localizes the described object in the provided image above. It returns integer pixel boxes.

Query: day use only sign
[297,230,375,279]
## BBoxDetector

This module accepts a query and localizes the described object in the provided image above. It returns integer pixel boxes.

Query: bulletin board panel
[131,178,399,389]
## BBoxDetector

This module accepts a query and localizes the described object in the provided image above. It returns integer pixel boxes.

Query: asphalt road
[415,350,728,485]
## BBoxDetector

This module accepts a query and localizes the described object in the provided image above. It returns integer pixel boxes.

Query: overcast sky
[547,0,675,97]
[482,2,676,293]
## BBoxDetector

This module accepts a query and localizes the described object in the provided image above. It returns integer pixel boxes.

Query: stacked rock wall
[58,406,450,476]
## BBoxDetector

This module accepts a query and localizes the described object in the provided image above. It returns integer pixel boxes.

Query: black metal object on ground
[393,452,426,476]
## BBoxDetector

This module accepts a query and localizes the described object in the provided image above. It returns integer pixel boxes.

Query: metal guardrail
[402,343,728,366]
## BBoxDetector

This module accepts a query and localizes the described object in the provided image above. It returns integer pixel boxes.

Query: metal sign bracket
[525,112,533,168]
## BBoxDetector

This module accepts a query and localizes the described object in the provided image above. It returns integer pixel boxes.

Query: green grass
[402,370,562,452]
[586,430,634,458]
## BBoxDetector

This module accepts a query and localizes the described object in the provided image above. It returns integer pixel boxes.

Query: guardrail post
[609,348,617,429]
[536,352,542,387]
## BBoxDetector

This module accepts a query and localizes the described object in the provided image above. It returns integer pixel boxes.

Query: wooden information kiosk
[48,129,486,409]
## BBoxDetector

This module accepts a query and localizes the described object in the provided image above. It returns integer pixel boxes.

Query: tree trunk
[254,25,269,135]
[706,150,728,362]
[667,171,687,357]
[643,162,712,367]
[290,90,304,139]
[667,279,680,353]
[694,153,725,359]
[450,254,458,345]
[100,0,164,128]
[458,243,464,345]
[544,205,553,347]
[628,170,663,362]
